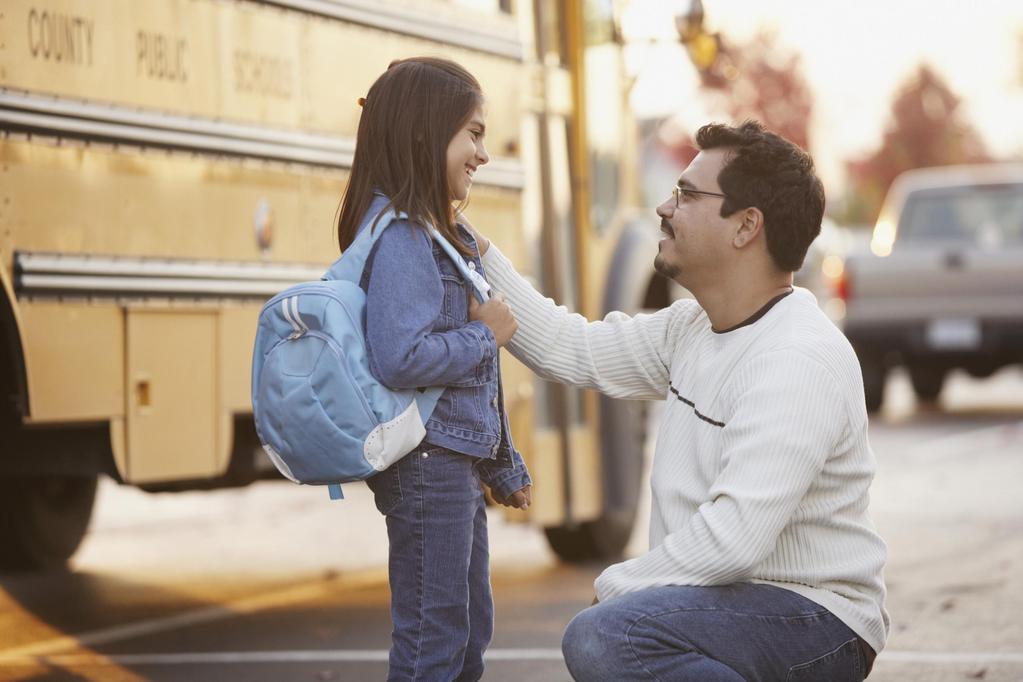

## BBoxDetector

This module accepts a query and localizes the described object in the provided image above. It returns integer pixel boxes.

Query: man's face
[654,149,736,287]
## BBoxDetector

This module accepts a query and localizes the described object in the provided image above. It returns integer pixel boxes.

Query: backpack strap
[322,194,400,284]
[322,197,459,428]
[428,226,492,304]
[327,196,490,304]
[322,199,489,423]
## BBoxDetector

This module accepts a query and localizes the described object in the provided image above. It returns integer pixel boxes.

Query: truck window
[899,184,1023,248]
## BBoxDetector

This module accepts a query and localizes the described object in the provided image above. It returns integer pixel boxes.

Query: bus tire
[0,474,98,571]
[543,525,600,562]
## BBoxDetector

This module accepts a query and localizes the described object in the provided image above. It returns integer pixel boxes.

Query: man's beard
[653,253,680,280]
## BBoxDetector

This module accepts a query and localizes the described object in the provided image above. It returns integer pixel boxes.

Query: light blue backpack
[250,195,491,500]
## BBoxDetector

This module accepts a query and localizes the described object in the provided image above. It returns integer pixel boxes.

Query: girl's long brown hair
[336,57,482,257]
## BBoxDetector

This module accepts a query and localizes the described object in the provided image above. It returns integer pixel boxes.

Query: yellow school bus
[0,0,677,569]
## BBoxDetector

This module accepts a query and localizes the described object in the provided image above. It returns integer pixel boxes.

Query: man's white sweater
[482,245,890,654]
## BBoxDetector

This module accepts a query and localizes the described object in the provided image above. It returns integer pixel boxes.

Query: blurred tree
[842,65,990,224]
[726,31,813,152]
[693,30,814,153]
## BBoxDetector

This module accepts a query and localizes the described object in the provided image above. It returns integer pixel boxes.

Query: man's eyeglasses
[672,185,727,208]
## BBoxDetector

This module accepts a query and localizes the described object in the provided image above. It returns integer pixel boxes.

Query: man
[467,121,888,680]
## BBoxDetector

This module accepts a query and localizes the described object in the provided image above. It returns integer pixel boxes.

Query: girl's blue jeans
[366,444,492,682]
[562,582,874,681]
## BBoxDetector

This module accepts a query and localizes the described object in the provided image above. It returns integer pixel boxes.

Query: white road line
[0,570,387,664]
[881,651,1023,664]
[4,650,1023,667]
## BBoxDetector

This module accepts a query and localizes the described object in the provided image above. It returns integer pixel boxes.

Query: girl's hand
[469,292,518,347]
[459,215,491,256]
[491,484,532,509]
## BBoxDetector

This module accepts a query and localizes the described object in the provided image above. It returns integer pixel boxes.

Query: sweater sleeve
[594,350,848,598]
[482,243,687,401]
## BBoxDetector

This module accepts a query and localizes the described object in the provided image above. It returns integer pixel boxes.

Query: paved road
[1,368,1022,681]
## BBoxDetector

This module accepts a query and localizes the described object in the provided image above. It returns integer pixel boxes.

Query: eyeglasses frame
[673,185,727,208]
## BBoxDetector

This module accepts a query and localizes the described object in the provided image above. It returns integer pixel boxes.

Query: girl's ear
[732,207,764,249]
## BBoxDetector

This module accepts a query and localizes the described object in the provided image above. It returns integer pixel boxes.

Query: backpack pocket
[255,331,380,484]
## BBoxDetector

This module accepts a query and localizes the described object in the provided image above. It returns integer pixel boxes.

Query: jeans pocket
[786,638,863,682]
[365,459,403,516]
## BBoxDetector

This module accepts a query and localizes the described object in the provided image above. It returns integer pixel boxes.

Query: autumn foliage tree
[843,64,990,223]
[725,31,813,152]
[693,30,814,153]
[656,30,813,181]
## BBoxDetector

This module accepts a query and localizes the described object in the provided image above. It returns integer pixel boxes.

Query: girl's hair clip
[357,97,366,107]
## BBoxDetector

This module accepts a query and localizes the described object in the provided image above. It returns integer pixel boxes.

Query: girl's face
[446,106,489,202]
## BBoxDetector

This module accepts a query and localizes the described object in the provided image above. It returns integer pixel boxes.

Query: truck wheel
[858,353,887,414]
[908,365,946,404]
[0,474,98,571]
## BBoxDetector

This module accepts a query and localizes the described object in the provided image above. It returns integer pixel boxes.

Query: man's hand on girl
[469,292,518,347]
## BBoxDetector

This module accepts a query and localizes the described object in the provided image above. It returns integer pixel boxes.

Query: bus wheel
[543,525,600,562]
[543,511,637,563]
[0,474,98,571]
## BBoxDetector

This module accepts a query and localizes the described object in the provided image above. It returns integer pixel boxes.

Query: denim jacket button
[468,261,476,270]
[491,397,498,408]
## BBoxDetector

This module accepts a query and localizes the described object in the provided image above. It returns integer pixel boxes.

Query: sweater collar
[711,288,794,334]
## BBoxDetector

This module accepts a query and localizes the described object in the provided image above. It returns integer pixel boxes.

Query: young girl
[335,57,533,682]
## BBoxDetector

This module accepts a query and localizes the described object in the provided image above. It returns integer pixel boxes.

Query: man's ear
[732,207,764,249]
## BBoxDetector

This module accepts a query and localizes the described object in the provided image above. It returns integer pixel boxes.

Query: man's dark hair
[696,121,825,272]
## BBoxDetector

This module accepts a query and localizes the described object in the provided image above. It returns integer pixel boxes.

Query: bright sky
[621,0,1023,191]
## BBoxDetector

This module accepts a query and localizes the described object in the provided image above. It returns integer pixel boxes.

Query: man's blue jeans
[366,444,493,682]
[562,583,873,681]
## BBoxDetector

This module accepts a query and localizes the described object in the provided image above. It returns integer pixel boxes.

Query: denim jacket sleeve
[365,221,497,389]
[477,443,531,499]
[474,374,532,499]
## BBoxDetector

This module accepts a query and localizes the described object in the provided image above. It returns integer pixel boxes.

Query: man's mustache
[660,220,674,238]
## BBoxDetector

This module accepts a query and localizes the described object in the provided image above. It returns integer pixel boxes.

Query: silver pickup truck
[838,164,1023,412]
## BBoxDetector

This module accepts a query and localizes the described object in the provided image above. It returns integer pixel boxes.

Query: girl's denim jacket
[358,204,531,499]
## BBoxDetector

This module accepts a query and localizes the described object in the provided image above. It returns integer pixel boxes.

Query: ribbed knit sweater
[482,245,890,654]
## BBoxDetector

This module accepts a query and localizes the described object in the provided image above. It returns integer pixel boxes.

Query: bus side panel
[124,308,218,483]
[219,306,260,416]
[19,302,125,424]
[2,0,522,159]
[1,139,335,264]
